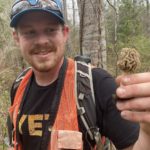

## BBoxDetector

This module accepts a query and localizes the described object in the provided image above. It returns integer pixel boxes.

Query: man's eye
[46,28,57,34]
[24,30,36,36]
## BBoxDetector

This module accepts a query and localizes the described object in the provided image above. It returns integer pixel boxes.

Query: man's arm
[116,72,150,150]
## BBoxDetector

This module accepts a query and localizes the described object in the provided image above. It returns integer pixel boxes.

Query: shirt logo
[19,114,50,136]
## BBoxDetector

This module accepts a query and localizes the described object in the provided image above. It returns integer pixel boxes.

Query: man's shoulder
[92,67,115,81]
[91,67,117,104]
[10,67,32,104]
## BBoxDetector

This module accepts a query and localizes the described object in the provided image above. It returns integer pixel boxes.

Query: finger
[116,97,150,111]
[116,82,150,98]
[116,72,150,86]
[120,110,150,123]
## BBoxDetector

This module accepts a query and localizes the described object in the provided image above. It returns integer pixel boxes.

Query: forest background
[0,0,150,149]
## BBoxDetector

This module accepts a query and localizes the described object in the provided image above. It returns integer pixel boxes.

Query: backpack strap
[7,67,31,147]
[74,56,102,148]
[10,67,31,105]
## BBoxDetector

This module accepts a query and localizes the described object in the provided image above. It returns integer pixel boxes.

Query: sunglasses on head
[11,0,62,19]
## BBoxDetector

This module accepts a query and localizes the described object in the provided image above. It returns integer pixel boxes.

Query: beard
[24,42,62,73]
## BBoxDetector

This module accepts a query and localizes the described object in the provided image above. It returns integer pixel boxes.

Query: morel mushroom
[117,48,141,74]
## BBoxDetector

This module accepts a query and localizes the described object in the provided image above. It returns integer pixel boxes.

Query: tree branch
[106,0,118,15]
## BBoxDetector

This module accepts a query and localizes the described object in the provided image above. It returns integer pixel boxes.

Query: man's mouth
[36,51,50,55]
[31,49,52,55]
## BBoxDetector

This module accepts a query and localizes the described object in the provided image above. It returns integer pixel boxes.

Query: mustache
[29,44,57,54]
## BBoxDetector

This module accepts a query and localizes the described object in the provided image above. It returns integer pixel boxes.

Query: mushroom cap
[117,48,141,73]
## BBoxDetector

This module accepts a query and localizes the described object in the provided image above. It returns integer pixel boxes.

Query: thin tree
[77,0,107,68]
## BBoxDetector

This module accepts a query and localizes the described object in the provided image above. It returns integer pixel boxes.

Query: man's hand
[116,72,150,123]
[116,72,150,150]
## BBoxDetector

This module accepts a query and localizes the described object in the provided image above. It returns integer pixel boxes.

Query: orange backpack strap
[9,69,32,127]
[8,69,32,149]
[48,58,83,150]
[53,58,79,130]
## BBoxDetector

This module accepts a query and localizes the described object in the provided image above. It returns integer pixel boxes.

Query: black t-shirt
[17,68,139,150]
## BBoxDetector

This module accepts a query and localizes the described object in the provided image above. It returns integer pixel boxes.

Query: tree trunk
[77,0,107,68]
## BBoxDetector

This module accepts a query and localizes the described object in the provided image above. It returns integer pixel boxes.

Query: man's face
[13,12,69,73]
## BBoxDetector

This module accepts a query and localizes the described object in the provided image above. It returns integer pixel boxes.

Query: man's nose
[35,33,49,46]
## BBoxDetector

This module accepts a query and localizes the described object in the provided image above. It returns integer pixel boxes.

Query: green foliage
[0,0,5,13]
[0,67,21,146]
[106,0,150,76]
[118,0,142,42]
[132,35,150,72]
[0,88,10,148]
[107,34,150,76]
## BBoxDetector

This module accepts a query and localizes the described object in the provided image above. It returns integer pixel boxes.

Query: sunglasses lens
[12,1,29,17]
[28,0,38,5]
